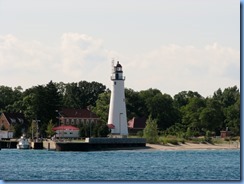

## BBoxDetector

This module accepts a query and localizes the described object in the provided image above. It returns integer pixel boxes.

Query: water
[0,149,240,181]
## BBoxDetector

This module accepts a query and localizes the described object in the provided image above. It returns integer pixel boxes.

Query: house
[0,112,28,139]
[57,108,100,126]
[52,125,79,138]
[127,117,147,134]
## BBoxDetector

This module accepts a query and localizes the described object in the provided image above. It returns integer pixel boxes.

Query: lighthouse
[107,61,128,137]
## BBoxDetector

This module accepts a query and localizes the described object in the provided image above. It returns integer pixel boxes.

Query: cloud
[0,33,240,97]
[124,43,240,96]
[59,33,108,78]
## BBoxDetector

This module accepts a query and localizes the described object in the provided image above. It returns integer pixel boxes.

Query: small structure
[107,61,128,137]
[52,125,79,138]
[128,117,147,135]
[220,131,231,138]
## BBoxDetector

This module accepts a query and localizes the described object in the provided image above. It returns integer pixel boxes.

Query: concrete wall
[43,141,56,150]
[86,137,146,144]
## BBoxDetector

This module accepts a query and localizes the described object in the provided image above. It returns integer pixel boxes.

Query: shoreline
[146,142,240,151]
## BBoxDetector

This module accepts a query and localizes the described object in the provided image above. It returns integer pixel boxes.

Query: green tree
[46,120,56,138]
[78,123,89,138]
[148,93,180,130]
[93,122,109,137]
[224,97,240,135]
[63,81,106,108]
[125,88,143,119]
[138,88,162,117]
[143,116,159,143]
[173,90,202,109]
[212,86,240,135]
[181,97,206,135]
[0,85,23,111]
[93,91,111,123]
[199,98,224,134]
[12,123,23,138]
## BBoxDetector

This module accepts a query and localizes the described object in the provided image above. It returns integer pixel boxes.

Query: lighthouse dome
[116,61,122,68]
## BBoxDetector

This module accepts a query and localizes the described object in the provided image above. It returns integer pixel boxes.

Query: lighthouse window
[114,82,116,85]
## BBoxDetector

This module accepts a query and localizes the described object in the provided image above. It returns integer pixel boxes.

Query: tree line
[94,86,240,138]
[0,80,240,138]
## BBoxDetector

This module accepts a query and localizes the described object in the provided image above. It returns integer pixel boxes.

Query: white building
[107,61,128,137]
[0,130,13,139]
[52,125,79,138]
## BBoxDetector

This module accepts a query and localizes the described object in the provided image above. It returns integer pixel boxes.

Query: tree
[11,123,23,138]
[93,91,111,123]
[125,88,144,119]
[63,81,106,108]
[199,98,224,134]
[221,86,239,108]
[181,97,206,135]
[138,88,162,117]
[46,120,56,138]
[78,122,89,138]
[212,86,240,135]
[173,90,202,109]
[93,122,109,137]
[143,116,159,143]
[224,97,240,136]
[148,93,180,130]
[0,85,23,111]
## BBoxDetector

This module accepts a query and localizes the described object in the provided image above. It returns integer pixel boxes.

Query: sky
[0,0,240,97]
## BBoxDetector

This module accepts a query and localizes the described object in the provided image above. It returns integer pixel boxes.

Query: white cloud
[0,33,240,97]
[124,43,240,97]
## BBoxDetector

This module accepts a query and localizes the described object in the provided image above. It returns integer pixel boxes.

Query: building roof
[59,108,99,119]
[128,117,147,129]
[1,112,27,124]
[53,125,79,131]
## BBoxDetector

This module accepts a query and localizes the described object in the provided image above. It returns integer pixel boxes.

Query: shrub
[143,116,159,143]
[136,131,143,137]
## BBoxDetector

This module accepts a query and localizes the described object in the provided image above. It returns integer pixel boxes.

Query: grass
[158,136,185,145]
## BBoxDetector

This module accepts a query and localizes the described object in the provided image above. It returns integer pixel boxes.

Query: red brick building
[57,108,100,126]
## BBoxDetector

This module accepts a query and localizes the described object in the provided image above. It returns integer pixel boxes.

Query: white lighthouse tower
[107,61,128,137]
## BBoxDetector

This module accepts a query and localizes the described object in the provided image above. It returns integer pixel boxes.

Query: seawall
[56,138,146,151]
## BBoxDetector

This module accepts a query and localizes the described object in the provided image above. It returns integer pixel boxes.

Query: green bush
[136,131,143,137]
[143,116,159,144]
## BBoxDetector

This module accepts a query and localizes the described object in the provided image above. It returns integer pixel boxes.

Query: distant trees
[0,81,240,138]
[62,81,106,108]
[0,80,106,137]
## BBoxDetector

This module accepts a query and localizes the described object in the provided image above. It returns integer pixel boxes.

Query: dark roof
[53,125,79,131]
[59,108,99,119]
[128,117,147,129]
[2,112,27,124]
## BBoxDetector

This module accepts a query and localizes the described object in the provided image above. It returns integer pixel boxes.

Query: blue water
[0,149,240,181]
